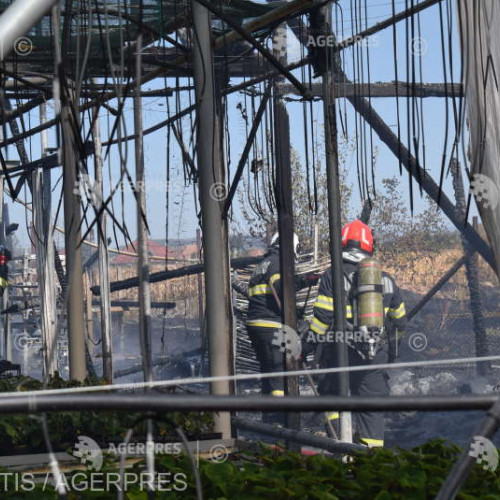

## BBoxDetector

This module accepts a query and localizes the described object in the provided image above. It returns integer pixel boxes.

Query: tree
[368,176,449,257]
[236,134,355,256]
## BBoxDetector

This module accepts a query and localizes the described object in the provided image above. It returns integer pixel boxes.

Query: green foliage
[1,439,498,499]
[0,375,213,452]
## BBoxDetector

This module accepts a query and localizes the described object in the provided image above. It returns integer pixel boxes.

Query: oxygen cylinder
[356,257,384,329]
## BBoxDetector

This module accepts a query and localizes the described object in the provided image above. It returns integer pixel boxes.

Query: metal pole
[272,20,300,436]
[134,33,153,383]
[134,26,155,495]
[191,0,234,439]
[33,104,56,377]
[92,104,113,383]
[0,180,4,359]
[450,160,489,375]
[61,86,86,381]
[233,418,365,455]
[319,5,352,442]
[472,216,489,372]
[407,250,474,322]
[3,202,11,361]
[0,394,494,415]
[196,229,203,333]
[0,0,58,61]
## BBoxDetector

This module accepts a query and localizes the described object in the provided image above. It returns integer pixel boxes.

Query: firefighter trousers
[246,324,286,425]
[318,345,389,447]
[246,324,285,396]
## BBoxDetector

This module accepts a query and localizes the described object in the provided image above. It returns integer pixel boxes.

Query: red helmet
[341,220,374,254]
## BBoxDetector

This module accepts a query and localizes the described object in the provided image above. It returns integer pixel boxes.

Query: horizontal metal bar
[233,417,366,454]
[279,82,464,98]
[0,394,495,415]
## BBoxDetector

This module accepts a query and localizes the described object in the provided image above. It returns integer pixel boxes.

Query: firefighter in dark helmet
[307,220,407,447]
[246,232,317,423]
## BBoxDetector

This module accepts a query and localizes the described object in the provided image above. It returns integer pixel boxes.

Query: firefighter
[245,232,316,423]
[0,245,10,298]
[307,220,407,447]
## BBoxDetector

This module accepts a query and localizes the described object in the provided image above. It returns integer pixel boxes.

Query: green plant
[0,375,214,453]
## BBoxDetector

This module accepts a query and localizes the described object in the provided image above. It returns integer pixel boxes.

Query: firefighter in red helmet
[306,220,407,447]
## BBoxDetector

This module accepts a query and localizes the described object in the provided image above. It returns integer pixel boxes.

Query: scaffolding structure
[0,0,498,495]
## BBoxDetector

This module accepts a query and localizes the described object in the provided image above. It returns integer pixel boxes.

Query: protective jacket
[246,247,310,328]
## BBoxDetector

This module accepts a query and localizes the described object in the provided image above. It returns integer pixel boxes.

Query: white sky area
[7,0,474,251]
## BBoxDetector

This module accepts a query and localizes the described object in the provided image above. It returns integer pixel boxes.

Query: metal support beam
[340,68,495,270]
[2,202,11,361]
[450,160,489,375]
[90,255,262,296]
[61,94,86,381]
[134,33,152,384]
[92,105,112,383]
[316,5,351,443]
[337,0,443,50]
[0,180,6,359]
[0,0,58,61]
[407,250,474,322]
[0,0,321,150]
[272,21,300,437]
[233,418,366,455]
[59,10,86,384]
[33,102,57,378]
[287,17,494,269]
[279,82,463,99]
[3,82,464,101]
[191,0,234,439]
[0,394,495,415]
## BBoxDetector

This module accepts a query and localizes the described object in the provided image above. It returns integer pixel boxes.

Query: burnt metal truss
[286,15,495,270]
